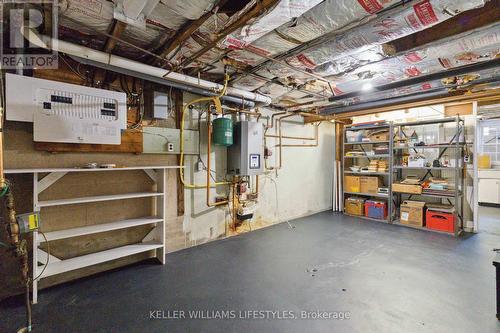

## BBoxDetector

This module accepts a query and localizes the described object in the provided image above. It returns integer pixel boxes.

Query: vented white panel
[6,73,126,145]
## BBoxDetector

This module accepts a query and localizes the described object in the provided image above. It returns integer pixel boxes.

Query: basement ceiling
[52,0,500,113]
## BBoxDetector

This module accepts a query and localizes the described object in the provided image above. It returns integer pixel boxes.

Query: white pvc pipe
[25,29,272,105]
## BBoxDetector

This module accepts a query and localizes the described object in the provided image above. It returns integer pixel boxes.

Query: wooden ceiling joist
[103,20,128,53]
[179,0,281,68]
[387,0,500,53]
[155,0,230,66]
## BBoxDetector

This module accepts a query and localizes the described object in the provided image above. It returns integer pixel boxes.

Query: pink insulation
[289,0,486,70]
[224,0,400,67]
[331,22,500,95]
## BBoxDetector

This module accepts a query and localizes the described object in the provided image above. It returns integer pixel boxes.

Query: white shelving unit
[5,166,182,304]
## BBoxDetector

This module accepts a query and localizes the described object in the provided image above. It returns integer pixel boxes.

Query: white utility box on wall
[6,73,127,145]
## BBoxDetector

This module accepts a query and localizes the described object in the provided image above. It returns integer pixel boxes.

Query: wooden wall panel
[444,103,473,117]
[34,130,143,153]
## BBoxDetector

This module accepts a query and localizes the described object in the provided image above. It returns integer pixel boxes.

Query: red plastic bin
[426,210,455,233]
[364,200,387,220]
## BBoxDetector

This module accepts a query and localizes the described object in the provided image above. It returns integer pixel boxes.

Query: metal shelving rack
[391,116,465,236]
[342,117,465,237]
[342,123,393,223]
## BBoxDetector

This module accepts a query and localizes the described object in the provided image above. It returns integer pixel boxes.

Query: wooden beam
[173,89,185,216]
[155,0,230,65]
[387,0,500,53]
[444,103,473,117]
[302,114,336,123]
[103,20,127,53]
[34,131,143,153]
[180,0,280,68]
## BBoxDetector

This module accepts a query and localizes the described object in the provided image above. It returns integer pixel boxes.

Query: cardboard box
[360,176,382,194]
[400,201,426,227]
[345,197,364,216]
[368,130,389,142]
[408,158,426,167]
[345,176,361,193]
[392,183,422,194]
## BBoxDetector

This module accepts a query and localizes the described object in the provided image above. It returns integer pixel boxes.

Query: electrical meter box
[227,121,264,176]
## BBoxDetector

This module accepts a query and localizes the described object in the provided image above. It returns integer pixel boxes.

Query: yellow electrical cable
[179,74,231,189]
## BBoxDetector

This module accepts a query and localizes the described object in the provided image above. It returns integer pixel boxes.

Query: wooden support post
[173,89,185,216]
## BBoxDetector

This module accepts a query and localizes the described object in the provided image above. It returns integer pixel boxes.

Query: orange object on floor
[426,210,455,233]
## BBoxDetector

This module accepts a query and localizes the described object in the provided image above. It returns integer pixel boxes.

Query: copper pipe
[0,105,5,189]
[232,178,238,231]
[263,111,287,170]
[277,114,297,169]
[206,112,229,207]
[264,112,294,170]
[276,123,320,148]
[254,175,259,195]
[0,128,5,190]
[265,134,316,140]
[222,108,261,119]
[268,111,288,130]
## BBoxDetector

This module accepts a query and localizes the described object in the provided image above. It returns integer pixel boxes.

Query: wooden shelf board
[39,241,163,278]
[38,192,163,207]
[41,217,163,242]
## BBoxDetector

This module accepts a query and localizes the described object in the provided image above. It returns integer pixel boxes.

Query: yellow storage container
[344,176,361,193]
[345,197,365,216]
[478,154,491,169]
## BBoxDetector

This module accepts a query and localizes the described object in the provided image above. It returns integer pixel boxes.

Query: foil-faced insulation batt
[330,22,500,95]
[289,0,486,70]
[226,0,323,45]
[60,0,219,48]
[224,0,400,67]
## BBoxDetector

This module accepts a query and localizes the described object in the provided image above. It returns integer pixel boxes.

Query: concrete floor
[1,211,499,333]
[479,205,500,235]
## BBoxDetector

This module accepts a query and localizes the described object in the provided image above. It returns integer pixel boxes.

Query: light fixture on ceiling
[361,83,373,92]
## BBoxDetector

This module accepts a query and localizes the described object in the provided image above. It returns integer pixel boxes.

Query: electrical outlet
[167,142,174,152]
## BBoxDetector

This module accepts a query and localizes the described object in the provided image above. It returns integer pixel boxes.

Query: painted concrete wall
[178,94,335,246]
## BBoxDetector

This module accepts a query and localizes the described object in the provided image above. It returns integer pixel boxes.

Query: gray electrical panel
[228,121,264,176]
